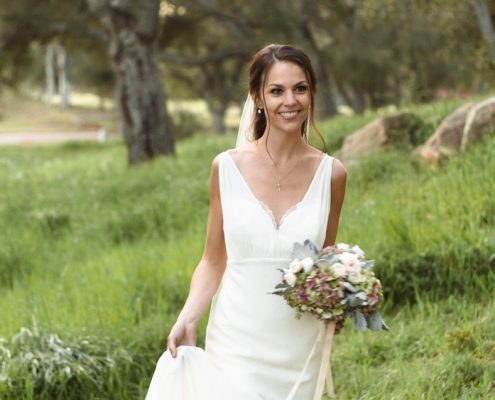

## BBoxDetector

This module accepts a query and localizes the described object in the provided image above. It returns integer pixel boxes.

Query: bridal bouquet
[270,239,388,335]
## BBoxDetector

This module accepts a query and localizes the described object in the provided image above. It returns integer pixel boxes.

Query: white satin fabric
[146,150,334,400]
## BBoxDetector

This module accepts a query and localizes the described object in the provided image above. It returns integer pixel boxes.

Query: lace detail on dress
[257,199,300,231]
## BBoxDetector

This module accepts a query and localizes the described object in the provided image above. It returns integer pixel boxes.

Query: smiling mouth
[279,111,300,120]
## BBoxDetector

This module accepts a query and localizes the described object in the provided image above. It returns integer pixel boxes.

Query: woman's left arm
[323,158,347,247]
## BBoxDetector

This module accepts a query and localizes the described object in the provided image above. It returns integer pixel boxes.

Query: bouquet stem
[313,321,336,400]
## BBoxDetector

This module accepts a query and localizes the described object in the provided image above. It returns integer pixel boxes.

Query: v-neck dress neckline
[225,150,327,231]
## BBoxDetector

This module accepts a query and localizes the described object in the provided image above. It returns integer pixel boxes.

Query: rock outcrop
[461,96,495,152]
[414,96,495,164]
[413,103,474,164]
[337,112,423,164]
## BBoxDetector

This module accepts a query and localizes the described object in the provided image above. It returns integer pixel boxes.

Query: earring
[257,108,262,114]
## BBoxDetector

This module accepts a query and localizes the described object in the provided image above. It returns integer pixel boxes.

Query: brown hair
[248,43,326,151]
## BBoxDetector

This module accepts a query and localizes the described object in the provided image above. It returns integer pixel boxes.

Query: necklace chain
[261,143,308,191]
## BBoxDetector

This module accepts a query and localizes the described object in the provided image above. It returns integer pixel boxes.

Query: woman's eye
[271,88,283,95]
[296,85,308,93]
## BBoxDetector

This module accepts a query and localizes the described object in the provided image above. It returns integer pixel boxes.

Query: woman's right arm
[167,154,227,358]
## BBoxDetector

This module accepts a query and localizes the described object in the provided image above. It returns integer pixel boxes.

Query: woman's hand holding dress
[167,319,197,358]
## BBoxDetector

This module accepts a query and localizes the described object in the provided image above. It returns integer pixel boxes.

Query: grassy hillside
[0,96,494,399]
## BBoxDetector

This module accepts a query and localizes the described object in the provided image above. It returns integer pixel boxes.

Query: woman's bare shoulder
[329,156,347,183]
[223,143,258,164]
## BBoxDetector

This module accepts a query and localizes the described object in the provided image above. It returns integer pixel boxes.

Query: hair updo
[248,44,317,141]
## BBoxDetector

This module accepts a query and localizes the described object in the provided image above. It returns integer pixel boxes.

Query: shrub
[0,324,133,400]
[375,245,495,305]
[424,354,495,397]
[170,110,205,141]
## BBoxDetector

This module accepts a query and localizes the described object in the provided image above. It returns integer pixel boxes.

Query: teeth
[280,111,299,118]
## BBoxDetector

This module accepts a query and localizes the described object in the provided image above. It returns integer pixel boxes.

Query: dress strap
[285,322,325,400]
[218,151,238,211]
[312,154,334,248]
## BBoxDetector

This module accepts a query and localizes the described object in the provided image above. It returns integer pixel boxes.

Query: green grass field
[0,94,494,399]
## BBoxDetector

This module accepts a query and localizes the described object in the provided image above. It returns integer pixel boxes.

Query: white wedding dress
[146,150,334,400]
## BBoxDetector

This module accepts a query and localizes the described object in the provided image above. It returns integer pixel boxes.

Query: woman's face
[260,61,311,136]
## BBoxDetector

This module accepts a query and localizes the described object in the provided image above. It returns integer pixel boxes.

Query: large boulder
[337,112,423,164]
[414,96,495,164]
[461,96,495,151]
[413,103,474,164]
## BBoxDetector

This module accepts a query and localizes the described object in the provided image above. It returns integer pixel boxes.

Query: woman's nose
[284,90,297,106]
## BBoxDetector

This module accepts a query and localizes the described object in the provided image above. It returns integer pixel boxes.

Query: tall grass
[1,96,494,398]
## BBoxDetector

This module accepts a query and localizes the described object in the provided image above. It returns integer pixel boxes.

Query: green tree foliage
[1,0,494,124]
[0,0,106,91]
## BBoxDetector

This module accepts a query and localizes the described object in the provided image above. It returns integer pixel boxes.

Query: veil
[235,93,310,149]
[235,93,256,148]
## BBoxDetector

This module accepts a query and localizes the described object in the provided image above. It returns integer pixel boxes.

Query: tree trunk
[87,0,174,164]
[296,3,337,118]
[334,81,355,112]
[311,49,337,118]
[472,0,495,67]
[45,44,55,106]
[211,107,227,134]
[351,83,366,114]
[56,46,70,108]
[205,88,227,134]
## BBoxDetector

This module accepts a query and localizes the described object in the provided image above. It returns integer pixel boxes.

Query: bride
[146,44,347,400]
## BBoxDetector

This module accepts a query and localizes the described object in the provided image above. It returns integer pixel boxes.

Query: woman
[146,44,347,400]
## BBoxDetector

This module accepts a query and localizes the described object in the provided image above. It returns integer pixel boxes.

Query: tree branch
[160,48,251,65]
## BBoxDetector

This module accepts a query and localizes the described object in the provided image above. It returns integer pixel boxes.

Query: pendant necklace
[264,144,307,191]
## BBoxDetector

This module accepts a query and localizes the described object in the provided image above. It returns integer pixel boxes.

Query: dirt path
[0,131,115,146]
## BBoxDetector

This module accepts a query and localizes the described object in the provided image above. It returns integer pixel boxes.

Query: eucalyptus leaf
[366,312,384,331]
[318,254,339,263]
[315,259,333,268]
[275,283,289,289]
[268,283,290,296]
[342,282,357,293]
[347,294,365,307]
[361,260,375,270]
[291,240,319,261]
[356,292,368,301]
[352,311,367,331]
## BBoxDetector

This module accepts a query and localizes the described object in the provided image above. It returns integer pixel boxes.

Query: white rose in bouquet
[300,257,314,273]
[351,245,365,258]
[339,252,360,270]
[330,262,347,278]
[348,270,365,284]
[283,272,297,287]
[289,258,303,274]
